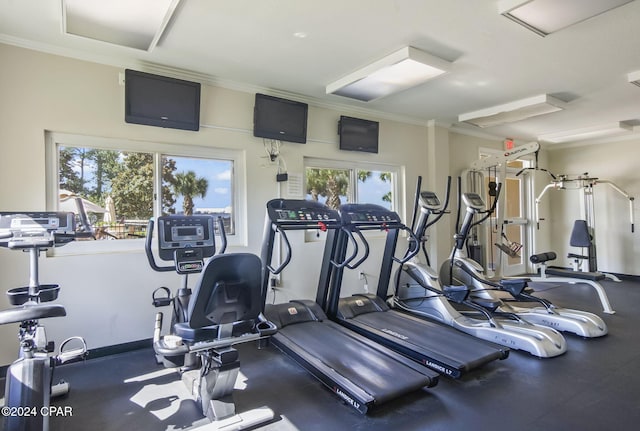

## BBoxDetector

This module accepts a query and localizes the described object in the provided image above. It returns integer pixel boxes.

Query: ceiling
[2,0,640,146]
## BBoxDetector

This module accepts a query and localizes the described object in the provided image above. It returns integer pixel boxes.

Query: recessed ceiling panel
[63,0,180,51]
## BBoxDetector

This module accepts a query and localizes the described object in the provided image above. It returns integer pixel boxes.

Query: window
[304,158,400,211]
[46,133,245,253]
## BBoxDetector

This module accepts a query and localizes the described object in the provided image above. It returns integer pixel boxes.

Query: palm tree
[306,168,349,209]
[172,171,208,215]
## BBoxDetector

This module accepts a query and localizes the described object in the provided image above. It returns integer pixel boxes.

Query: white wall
[545,139,640,275]
[0,44,440,365]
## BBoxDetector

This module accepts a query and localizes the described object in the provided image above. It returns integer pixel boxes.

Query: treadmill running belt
[344,308,507,375]
[272,319,437,406]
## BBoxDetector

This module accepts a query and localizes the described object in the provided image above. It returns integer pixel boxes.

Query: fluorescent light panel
[459,94,566,128]
[326,46,451,102]
[498,0,634,36]
[63,0,180,51]
[539,122,633,143]
[628,70,640,88]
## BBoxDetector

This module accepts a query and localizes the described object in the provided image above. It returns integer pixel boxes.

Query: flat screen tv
[125,69,201,131]
[253,93,308,143]
[339,116,379,153]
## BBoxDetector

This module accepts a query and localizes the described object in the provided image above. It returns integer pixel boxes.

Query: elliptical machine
[393,178,567,358]
[439,184,607,339]
[0,212,88,431]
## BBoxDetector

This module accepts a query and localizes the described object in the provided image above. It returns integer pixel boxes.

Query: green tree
[59,147,83,193]
[306,168,349,209]
[161,157,178,215]
[110,153,176,219]
[110,152,154,219]
[172,170,209,215]
[378,172,392,204]
[86,149,120,205]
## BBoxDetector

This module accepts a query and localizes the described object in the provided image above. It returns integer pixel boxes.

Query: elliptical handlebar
[470,182,502,228]
[425,176,452,229]
[409,176,423,234]
[454,183,502,251]
[393,226,421,264]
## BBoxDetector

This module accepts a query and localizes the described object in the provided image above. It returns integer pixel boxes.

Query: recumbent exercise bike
[146,215,277,430]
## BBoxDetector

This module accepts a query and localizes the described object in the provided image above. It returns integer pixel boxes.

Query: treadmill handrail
[330,227,363,269]
[266,225,292,275]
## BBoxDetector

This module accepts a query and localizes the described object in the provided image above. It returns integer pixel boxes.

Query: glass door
[482,161,529,277]
[501,171,527,276]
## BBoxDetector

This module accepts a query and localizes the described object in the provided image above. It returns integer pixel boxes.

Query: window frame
[45,132,247,256]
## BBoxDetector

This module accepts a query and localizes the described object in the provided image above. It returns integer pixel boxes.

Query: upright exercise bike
[0,212,88,431]
[393,178,567,358]
[439,188,607,338]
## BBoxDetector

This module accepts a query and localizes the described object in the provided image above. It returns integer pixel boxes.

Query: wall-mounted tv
[339,116,379,153]
[253,93,308,143]
[125,69,201,131]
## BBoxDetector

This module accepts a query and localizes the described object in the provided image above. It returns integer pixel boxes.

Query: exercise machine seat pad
[530,251,557,264]
[570,220,591,248]
[174,320,256,343]
[188,253,263,329]
[0,303,66,326]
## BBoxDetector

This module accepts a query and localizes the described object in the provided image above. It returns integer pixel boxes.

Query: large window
[304,158,400,211]
[46,133,245,253]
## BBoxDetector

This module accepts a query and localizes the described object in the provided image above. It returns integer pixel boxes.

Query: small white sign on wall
[287,172,304,198]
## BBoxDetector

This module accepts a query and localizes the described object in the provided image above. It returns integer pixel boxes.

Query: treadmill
[261,199,438,414]
[318,203,509,379]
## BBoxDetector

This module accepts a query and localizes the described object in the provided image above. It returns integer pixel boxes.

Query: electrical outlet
[358,271,364,280]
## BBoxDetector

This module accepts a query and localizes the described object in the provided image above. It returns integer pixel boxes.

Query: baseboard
[85,338,153,360]
[1,338,153,379]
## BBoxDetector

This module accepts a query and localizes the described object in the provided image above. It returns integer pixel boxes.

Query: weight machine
[535,173,635,279]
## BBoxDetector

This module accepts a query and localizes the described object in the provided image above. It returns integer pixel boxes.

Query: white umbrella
[59,190,106,214]
[103,195,116,223]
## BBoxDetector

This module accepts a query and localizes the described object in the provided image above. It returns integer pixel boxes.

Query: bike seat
[0,303,66,325]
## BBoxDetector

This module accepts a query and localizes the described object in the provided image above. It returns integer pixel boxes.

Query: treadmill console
[157,215,215,261]
[419,191,441,210]
[340,203,402,226]
[266,199,340,229]
[462,193,485,211]
[0,212,75,248]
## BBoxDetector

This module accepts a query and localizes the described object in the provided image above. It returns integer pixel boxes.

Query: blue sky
[168,156,232,212]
